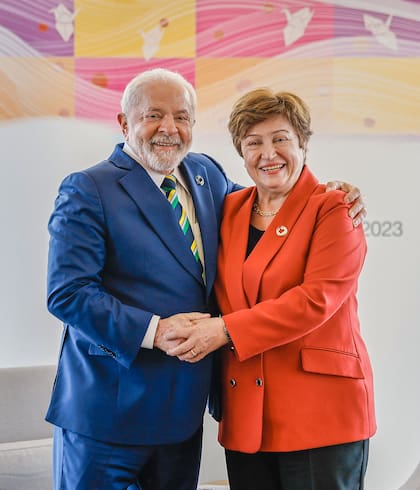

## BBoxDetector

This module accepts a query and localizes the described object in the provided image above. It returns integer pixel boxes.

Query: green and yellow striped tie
[161,174,203,271]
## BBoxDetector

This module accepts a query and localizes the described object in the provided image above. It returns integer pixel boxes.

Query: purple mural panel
[333,6,420,57]
[1,0,75,56]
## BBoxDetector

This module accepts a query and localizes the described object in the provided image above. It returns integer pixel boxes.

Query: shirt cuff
[141,315,160,349]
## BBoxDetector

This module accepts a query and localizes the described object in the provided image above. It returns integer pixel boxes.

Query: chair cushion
[0,438,53,489]
[0,365,55,443]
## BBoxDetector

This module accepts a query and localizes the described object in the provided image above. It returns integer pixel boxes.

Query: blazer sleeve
[47,171,152,369]
[222,193,367,362]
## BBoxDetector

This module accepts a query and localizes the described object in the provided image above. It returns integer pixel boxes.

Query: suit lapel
[243,167,319,306]
[181,156,218,295]
[117,153,204,286]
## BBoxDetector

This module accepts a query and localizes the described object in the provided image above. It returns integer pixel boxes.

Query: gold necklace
[252,202,279,217]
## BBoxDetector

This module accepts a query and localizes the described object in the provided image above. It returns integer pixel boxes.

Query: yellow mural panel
[74,0,195,58]
[332,58,420,134]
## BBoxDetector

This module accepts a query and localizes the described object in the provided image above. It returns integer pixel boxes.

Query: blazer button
[229,378,237,387]
[256,378,263,387]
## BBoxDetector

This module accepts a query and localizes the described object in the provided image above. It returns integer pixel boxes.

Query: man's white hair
[120,68,197,116]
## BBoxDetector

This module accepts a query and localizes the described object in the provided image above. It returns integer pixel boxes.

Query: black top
[246,225,265,258]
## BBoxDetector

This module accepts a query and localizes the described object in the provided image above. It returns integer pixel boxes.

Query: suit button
[256,378,263,387]
[229,378,237,387]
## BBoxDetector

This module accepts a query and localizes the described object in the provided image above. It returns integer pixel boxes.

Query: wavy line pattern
[0,0,419,136]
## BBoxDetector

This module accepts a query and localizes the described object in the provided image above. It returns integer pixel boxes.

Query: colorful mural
[1,0,419,135]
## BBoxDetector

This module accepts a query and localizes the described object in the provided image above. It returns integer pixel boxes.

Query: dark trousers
[225,439,369,490]
[53,426,202,490]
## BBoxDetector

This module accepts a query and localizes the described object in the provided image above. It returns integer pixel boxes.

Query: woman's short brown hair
[228,88,313,157]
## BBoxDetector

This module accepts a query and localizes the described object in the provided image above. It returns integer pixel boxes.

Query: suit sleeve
[47,172,153,369]
[223,195,367,361]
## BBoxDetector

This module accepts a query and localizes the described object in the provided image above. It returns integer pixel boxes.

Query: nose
[261,141,277,160]
[158,114,178,135]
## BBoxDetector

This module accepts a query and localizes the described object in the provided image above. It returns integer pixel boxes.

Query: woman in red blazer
[167,89,376,489]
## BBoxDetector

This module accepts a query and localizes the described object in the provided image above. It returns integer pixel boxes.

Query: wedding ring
[190,349,197,357]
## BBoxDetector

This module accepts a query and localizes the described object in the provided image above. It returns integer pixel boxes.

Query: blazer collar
[109,143,138,170]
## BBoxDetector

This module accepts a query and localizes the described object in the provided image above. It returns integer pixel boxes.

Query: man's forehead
[140,81,190,103]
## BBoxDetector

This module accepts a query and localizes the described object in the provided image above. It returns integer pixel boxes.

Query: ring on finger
[190,348,197,357]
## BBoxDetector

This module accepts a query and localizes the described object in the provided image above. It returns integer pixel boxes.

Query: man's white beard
[137,138,190,174]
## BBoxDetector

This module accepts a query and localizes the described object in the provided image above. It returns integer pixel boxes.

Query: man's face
[118,80,194,174]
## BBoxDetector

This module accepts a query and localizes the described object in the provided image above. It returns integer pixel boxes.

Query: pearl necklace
[252,202,279,217]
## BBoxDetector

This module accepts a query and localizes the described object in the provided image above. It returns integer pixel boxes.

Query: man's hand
[326,181,367,227]
[165,317,227,363]
[153,312,210,352]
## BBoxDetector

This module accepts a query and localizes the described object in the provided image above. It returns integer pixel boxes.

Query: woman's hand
[326,181,367,227]
[165,317,228,362]
[154,312,210,352]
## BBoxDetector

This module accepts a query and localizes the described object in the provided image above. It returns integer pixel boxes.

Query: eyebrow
[244,129,290,138]
[144,107,190,114]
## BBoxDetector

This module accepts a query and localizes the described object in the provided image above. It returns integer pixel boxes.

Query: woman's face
[241,114,305,198]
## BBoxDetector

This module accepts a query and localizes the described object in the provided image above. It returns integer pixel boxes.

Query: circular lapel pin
[276,226,288,237]
[195,175,205,186]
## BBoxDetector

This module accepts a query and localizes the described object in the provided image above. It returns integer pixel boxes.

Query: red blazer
[214,166,376,453]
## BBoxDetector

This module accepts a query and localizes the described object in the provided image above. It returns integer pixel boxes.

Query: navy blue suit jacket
[46,143,237,444]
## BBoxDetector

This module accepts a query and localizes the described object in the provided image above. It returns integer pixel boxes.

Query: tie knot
[161,174,177,193]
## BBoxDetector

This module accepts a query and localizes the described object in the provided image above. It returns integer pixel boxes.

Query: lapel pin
[195,175,205,186]
[276,226,288,237]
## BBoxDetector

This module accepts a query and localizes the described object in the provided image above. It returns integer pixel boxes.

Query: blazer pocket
[301,347,364,379]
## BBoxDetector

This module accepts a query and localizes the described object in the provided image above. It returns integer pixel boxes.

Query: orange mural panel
[0,57,74,120]
[196,58,335,133]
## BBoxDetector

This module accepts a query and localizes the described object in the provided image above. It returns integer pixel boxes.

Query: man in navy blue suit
[46,68,366,489]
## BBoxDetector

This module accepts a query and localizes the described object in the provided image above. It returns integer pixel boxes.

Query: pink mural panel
[196,0,334,57]
[74,58,195,122]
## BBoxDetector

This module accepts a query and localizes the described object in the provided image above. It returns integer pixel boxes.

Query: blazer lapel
[118,156,204,286]
[180,157,218,295]
[222,187,256,311]
[243,166,319,306]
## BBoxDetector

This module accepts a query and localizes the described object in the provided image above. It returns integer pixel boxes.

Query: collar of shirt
[122,142,190,195]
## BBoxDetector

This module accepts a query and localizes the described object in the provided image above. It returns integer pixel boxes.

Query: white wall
[1,118,419,488]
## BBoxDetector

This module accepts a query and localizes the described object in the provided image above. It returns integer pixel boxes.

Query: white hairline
[120,68,197,117]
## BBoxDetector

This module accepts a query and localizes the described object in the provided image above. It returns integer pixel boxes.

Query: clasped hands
[153,313,227,363]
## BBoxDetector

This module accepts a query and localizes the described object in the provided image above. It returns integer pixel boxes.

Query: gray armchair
[0,365,56,489]
[400,461,420,490]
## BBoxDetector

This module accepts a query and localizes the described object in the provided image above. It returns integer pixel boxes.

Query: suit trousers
[53,425,203,490]
[225,439,369,490]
